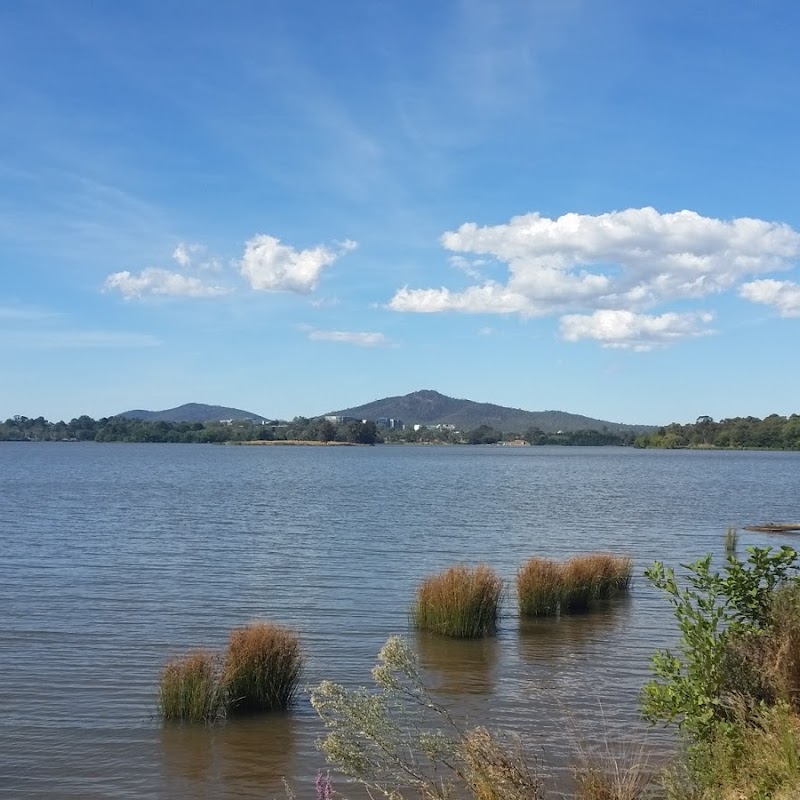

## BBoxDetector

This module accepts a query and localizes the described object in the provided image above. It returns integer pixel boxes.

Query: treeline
[634,414,800,450]
[382,424,634,446]
[0,415,380,445]
[0,415,635,447]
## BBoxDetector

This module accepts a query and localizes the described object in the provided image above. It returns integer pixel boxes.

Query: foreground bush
[411,564,503,638]
[224,622,304,713]
[312,636,545,799]
[645,545,800,799]
[158,649,222,722]
[311,635,653,800]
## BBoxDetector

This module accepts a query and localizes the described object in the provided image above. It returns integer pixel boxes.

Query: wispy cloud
[103,268,230,299]
[300,325,392,347]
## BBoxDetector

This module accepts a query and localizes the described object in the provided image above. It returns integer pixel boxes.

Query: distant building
[324,415,358,425]
[376,417,404,429]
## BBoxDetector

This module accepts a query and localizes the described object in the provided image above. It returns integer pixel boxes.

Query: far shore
[232,440,361,447]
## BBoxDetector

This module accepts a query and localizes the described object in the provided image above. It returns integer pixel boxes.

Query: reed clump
[158,649,223,723]
[517,557,563,617]
[725,526,739,557]
[223,621,304,714]
[411,564,503,638]
[518,554,632,617]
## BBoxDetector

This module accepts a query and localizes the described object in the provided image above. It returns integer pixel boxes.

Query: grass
[664,701,800,800]
[517,557,563,617]
[158,649,223,723]
[411,564,503,638]
[725,527,739,557]
[223,621,304,714]
[560,554,633,614]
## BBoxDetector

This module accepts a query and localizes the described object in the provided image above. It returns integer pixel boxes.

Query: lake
[1,443,798,798]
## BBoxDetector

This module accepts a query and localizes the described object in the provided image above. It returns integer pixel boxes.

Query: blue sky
[2,0,799,426]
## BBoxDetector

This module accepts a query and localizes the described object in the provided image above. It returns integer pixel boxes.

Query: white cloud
[302,326,390,347]
[103,268,229,299]
[240,235,356,294]
[559,310,715,351]
[173,242,220,271]
[740,279,800,317]
[391,208,800,316]
[389,283,534,314]
[389,207,800,349]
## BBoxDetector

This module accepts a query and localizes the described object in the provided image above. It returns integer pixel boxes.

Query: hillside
[326,390,653,434]
[117,403,267,423]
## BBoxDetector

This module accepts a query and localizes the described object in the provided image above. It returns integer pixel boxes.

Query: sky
[2,0,800,426]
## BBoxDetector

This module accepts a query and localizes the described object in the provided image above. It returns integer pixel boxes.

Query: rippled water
[1,443,798,798]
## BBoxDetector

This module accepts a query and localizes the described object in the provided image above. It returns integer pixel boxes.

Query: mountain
[117,403,267,423]
[326,390,653,434]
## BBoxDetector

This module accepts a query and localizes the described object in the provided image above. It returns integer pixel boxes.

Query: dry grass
[517,557,563,617]
[561,554,632,613]
[223,622,304,714]
[462,726,545,800]
[158,649,223,723]
[411,564,503,638]
[667,701,800,800]
[765,585,800,713]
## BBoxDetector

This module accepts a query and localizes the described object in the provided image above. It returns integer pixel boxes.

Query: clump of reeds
[517,557,563,617]
[557,554,633,615]
[223,622,304,714]
[725,527,739,557]
[411,564,503,638]
[158,649,223,723]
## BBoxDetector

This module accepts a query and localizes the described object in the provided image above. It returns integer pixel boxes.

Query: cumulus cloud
[389,207,800,349]
[740,279,800,317]
[391,207,800,313]
[559,310,715,351]
[240,235,357,293]
[104,268,229,299]
[303,326,390,347]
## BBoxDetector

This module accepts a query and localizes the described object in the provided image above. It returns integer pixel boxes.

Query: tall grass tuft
[517,557,563,617]
[411,564,503,638]
[158,649,223,723]
[725,527,739,558]
[561,554,633,613]
[223,622,304,714]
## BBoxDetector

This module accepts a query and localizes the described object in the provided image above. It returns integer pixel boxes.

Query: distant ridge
[326,389,654,434]
[117,403,267,423]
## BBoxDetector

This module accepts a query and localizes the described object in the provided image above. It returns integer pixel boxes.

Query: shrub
[158,649,223,722]
[411,564,503,638]
[517,557,563,617]
[312,636,542,800]
[223,622,303,714]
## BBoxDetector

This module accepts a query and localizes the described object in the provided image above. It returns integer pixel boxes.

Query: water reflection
[518,596,631,664]
[161,714,296,798]
[415,631,499,695]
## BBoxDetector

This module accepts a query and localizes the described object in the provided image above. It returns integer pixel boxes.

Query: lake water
[1,443,798,798]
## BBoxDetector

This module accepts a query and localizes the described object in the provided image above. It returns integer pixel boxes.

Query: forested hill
[326,389,652,434]
[118,403,267,423]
